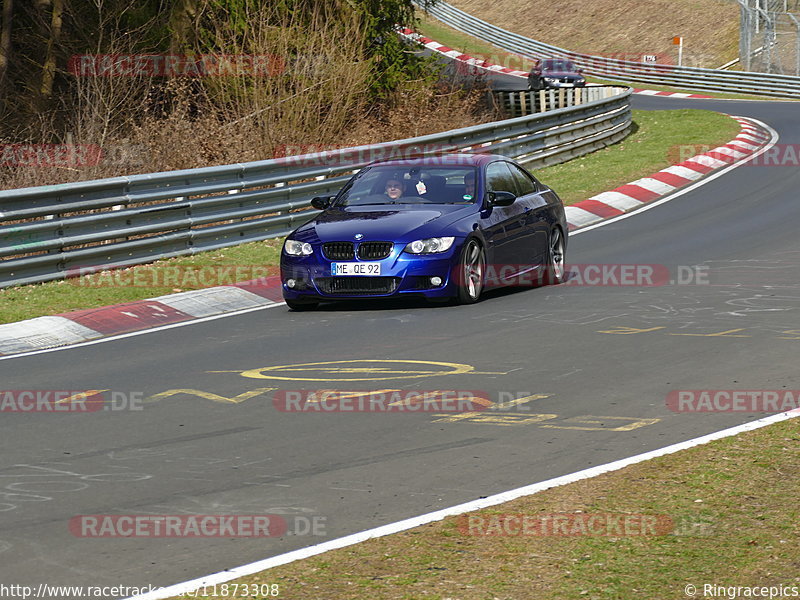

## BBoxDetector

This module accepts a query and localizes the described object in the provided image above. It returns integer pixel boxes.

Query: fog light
[286,279,296,289]
[430,276,442,287]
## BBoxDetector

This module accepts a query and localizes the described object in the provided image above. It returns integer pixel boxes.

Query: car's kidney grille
[357,242,393,260]
[322,242,354,260]
[317,277,400,295]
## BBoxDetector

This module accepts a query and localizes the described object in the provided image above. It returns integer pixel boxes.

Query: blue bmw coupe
[280,153,568,309]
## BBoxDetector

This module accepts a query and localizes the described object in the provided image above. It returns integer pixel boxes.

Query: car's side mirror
[488,191,516,206]
[310,196,333,210]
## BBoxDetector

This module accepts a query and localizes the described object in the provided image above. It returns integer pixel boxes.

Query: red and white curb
[399,28,713,98]
[399,28,529,77]
[633,88,712,99]
[0,279,283,356]
[565,116,771,230]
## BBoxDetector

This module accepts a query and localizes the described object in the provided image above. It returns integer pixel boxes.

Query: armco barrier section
[0,87,630,288]
[423,0,800,98]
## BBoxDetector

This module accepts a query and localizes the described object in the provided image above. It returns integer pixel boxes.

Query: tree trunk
[170,0,197,55]
[40,0,62,99]
[0,0,12,92]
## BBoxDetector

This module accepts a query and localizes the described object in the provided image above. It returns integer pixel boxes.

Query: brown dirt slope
[444,0,741,68]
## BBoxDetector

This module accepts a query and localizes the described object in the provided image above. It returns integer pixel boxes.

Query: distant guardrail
[422,0,800,99]
[0,87,630,288]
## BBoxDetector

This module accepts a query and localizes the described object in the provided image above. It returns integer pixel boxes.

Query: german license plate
[332,262,381,276]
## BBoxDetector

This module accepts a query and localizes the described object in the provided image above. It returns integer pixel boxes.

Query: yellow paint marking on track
[494,393,551,409]
[273,368,445,374]
[540,415,661,431]
[779,330,800,339]
[54,390,109,405]
[238,360,476,382]
[597,326,666,335]
[668,328,749,337]
[145,388,277,405]
[432,412,558,425]
[430,393,551,423]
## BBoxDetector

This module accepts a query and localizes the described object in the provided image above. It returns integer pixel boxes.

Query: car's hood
[294,204,475,243]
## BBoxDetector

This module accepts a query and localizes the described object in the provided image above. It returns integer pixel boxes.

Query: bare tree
[39,0,63,99]
[0,0,12,91]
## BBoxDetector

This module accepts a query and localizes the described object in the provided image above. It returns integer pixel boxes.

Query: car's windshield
[335,165,479,207]
[543,59,578,72]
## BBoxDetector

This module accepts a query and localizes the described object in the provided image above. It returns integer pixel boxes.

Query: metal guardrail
[0,87,630,288]
[423,0,800,98]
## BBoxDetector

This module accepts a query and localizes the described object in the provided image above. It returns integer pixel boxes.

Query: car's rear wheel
[285,298,319,311]
[456,239,486,304]
[544,227,566,285]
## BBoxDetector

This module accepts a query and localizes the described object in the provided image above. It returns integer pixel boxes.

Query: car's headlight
[544,77,558,82]
[284,239,313,256]
[405,237,455,254]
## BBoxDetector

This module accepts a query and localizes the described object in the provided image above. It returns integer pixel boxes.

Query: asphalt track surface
[1,84,799,597]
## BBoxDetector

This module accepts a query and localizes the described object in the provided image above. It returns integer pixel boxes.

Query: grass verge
[171,415,800,600]
[535,108,740,205]
[0,109,742,325]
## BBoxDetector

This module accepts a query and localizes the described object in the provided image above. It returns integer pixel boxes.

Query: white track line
[0,302,285,362]
[122,117,783,600]
[126,406,800,600]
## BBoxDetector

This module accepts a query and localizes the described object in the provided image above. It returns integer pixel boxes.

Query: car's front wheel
[455,239,486,304]
[544,227,566,285]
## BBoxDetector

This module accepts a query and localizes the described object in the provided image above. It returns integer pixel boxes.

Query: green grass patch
[534,108,741,205]
[0,239,283,324]
[0,109,742,325]
[171,416,800,600]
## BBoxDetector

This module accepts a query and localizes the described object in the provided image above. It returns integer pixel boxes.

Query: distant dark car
[528,59,586,90]
[280,153,568,310]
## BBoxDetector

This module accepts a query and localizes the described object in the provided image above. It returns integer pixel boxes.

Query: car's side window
[507,163,537,196]
[485,162,518,195]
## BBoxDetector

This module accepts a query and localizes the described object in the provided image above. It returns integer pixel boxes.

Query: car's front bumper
[543,79,586,88]
[280,242,461,302]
